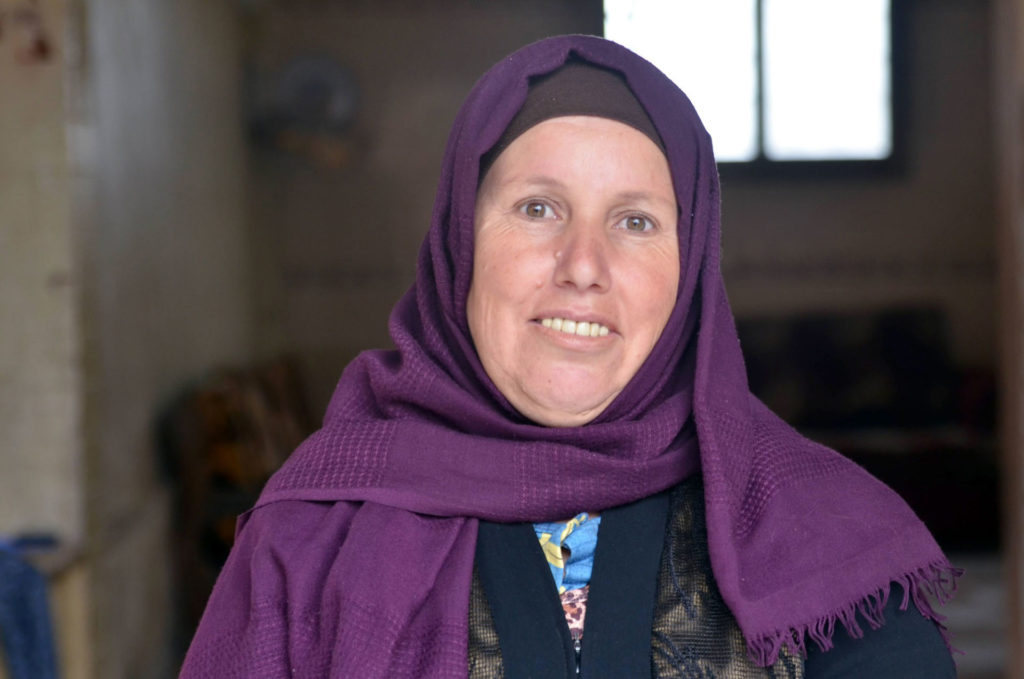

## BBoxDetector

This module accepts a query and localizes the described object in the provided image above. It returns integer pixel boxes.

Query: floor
[943,553,1006,679]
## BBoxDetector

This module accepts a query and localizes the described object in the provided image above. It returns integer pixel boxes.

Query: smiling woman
[469,115,679,427]
[181,35,959,678]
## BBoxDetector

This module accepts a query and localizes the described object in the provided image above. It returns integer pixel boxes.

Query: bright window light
[604,0,893,163]
[764,0,891,159]
[604,0,759,161]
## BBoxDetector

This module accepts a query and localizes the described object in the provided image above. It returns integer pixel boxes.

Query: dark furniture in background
[737,308,998,552]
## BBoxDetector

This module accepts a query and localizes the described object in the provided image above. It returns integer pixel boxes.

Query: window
[604,0,899,169]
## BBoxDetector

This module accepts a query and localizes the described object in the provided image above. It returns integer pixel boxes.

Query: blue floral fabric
[532,513,601,594]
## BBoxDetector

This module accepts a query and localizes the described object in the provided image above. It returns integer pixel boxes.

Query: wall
[249,1,996,415]
[74,1,254,675]
[0,0,83,542]
[993,0,1024,670]
[723,0,995,370]
[248,0,602,408]
[0,0,253,677]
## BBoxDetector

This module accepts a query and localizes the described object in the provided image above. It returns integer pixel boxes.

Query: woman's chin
[512,385,619,428]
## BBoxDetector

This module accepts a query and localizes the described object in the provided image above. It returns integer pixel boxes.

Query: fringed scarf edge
[745,559,964,667]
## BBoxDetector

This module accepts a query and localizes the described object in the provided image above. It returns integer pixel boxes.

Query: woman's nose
[553,222,611,292]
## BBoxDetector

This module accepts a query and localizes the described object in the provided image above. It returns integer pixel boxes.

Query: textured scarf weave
[182,35,957,678]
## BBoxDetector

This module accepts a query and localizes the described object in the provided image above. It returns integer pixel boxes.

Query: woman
[181,35,959,678]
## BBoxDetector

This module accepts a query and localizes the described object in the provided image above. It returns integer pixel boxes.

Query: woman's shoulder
[180,499,362,677]
[804,594,957,678]
[234,499,363,592]
[238,497,360,543]
[661,476,956,678]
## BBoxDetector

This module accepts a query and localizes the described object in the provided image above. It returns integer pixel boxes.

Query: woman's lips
[538,317,611,337]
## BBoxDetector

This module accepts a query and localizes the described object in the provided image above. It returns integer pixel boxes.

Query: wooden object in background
[161,356,314,634]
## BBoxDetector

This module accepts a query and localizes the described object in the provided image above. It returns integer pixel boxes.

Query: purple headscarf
[181,35,957,677]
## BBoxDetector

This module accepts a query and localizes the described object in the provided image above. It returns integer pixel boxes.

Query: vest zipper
[573,636,582,675]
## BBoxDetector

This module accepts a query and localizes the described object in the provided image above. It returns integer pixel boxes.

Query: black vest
[468,477,804,678]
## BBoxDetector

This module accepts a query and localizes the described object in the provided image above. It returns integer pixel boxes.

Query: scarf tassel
[746,560,963,666]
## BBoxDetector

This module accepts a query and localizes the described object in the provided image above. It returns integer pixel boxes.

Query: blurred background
[0,0,1019,677]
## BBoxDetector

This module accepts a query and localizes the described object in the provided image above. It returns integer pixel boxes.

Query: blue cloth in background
[0,543,59,679]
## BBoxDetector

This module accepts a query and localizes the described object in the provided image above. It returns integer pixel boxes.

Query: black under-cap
[480,57,666,178]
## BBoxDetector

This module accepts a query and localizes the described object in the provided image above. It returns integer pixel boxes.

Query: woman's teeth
[540,317,610,337]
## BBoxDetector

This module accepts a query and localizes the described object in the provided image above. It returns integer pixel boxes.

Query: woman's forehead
[480,116,675,208]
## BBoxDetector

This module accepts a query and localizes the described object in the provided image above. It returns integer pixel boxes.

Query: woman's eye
[620,215,654,232]
[520,201,555,219]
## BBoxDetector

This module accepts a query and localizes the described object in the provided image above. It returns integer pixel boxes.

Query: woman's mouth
[539,317,611,337]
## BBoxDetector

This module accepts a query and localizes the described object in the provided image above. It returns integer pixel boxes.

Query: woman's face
[467,116,679,427]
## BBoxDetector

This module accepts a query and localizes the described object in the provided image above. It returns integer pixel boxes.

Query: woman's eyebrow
[500,174,568,192]
[503,177,671,200]
[495,176,675,212]
[614,190,677,212]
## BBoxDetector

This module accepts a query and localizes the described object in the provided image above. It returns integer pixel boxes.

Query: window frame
[601,0,909,179]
